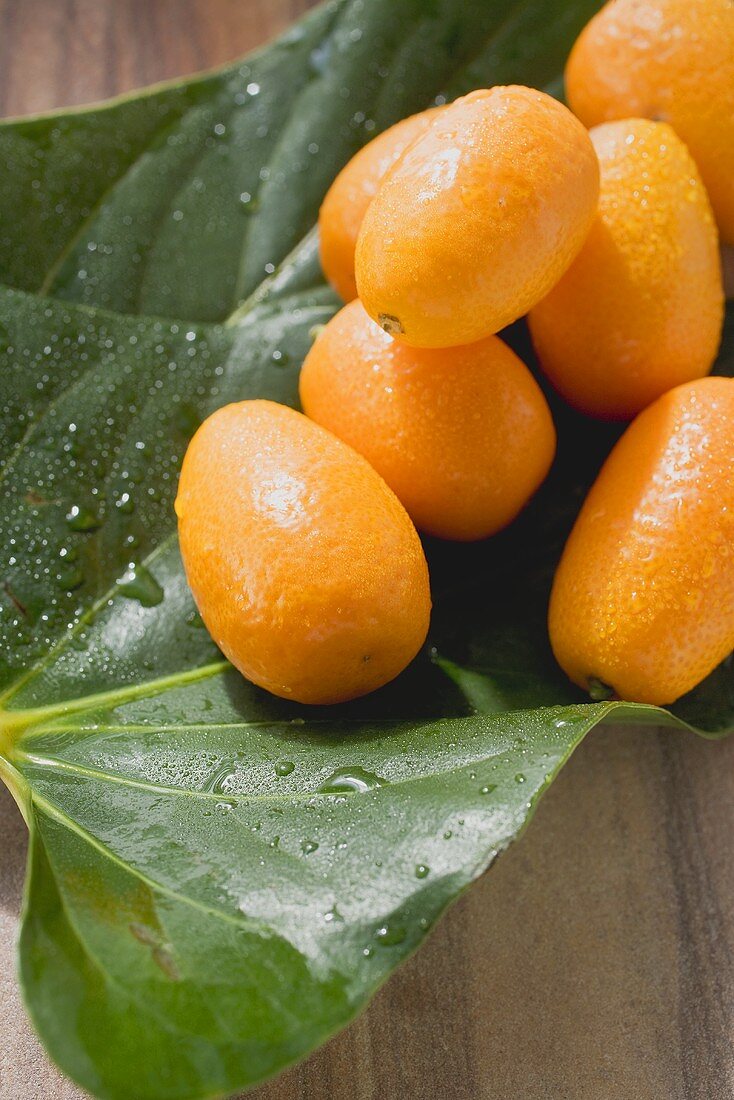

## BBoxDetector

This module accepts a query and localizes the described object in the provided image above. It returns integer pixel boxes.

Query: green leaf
[0,0,602,323]
[12,697,596,1100]
[0,0,732,1098]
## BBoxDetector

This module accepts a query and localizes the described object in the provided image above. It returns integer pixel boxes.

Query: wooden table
[1,3,733,1097]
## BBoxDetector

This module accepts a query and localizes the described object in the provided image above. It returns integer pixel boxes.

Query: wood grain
[1,3,734,1098]
[0,0,309,117]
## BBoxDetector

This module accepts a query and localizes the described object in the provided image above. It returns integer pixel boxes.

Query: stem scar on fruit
[378,313,404,336]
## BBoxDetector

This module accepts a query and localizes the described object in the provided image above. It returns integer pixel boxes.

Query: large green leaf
[1,1,732,1097]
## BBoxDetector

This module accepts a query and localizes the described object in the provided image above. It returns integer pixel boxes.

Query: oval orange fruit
[566,0,734,244]
[549,377,734,706]
[528,119,723,420]
[318,108,440,303]
[175,400,431,704]
[300,300,556,541]
[355,85,599,348]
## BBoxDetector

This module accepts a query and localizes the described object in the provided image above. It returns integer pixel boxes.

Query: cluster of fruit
[176,0,733,708]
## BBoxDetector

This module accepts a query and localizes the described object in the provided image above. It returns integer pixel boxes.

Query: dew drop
[374,922,407,946]
[117,563,164,607]
[238,192,260,215]
[274,760,295,777]
[205,764,235,794]
[57,566,84,592]
[66,504,101,531]
[319,766,387,794]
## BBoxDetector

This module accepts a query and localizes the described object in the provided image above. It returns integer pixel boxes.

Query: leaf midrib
[14,737,550,802]
[0,658,229,741]
[37,108,198,299]
[31,814,312,1047]
[30,787,271,934]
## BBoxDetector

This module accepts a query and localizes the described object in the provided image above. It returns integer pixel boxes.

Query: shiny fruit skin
[355,86,599,348]
[549,377,734,706]
[566,0,734,245]
[318,108,440,303]
[175,400,431,705]
[528,120,723,420]
[300,300,556,541]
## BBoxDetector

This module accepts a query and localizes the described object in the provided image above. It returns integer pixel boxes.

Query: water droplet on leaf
[117,562,164,607]
[319,766,387,794]
[375,922,407,946]
[66,504,101,531]
[57,566,84,591]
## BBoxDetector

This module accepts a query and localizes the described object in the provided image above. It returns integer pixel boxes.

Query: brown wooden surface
[1,3,734,1098]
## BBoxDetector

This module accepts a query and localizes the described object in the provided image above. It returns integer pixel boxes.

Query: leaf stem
[0,756,31,825]
[0,660,229,746]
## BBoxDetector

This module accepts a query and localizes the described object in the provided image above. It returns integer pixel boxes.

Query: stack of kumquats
[175,0,734,709]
